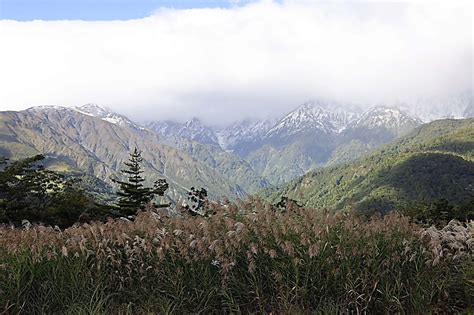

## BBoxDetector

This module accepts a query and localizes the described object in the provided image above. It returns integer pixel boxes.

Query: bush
[0,202,472,313]
[404,198,474,227]
[0,155,111,228]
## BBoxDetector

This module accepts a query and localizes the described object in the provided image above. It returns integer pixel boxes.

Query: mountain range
[0,106,253,202]
[268,118,474,213]
[146,99,427,184]
[0,95,472,206]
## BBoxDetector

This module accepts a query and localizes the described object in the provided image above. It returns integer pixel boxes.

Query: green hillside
[270,119,474,213]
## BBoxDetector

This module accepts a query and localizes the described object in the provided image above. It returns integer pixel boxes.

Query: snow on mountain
[75,104,140,128]
[27,105,69,112]
[349,106,422,131]
[178,118,219,145]
[264,100,360,138]
[146,120,182,137]
[146,118,220,146]
[26,104,145,132]
[216,118,276,150]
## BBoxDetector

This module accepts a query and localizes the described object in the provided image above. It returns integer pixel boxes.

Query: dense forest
[270,119,474,219]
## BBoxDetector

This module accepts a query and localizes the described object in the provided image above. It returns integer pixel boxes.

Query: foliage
[0,155,107,228]
[152,178,170,208]
[183,187,209,216]
[403,198,474,227]
[0,202,472,313]
[273,196,302,211]
[113,148,168,217]
[270,119,474,215]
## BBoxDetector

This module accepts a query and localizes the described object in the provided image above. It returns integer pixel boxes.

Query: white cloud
[0,0,472,124]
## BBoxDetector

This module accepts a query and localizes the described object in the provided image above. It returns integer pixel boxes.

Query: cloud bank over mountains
[0,0,472,124]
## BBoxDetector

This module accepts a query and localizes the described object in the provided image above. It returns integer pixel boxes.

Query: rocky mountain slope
[215,119,276,155]
[147,118,220,146]
[0,106,263,201]
[75,104,140,128]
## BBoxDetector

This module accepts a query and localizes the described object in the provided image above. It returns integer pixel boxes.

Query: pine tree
[113,148,167,216]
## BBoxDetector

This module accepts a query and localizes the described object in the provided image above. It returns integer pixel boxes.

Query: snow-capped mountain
[17,97,464,190]
[26,105,69,112]
[349,106,422,132]
[179,118,219,145]
[146,118,220,146]
[216,118,276,151]
[264,100,360,139]
[146,120,185,138]
[145,99,424,162]
[75,104,140,128]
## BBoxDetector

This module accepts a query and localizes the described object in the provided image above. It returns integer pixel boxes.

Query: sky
[0,0,472,124]
[0,0,254,20]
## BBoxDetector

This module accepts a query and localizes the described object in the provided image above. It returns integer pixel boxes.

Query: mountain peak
[265,100,360,137]
[184,117,204,128]
[351,105,421,131]
[74,103,138,128]
[147,117,219,146]
[75,103,112,117]
[216,118,277,151]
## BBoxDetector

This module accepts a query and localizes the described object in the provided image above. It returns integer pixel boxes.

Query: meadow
[1,200,472,314]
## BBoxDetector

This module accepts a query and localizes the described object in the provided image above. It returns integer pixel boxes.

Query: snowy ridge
[146,118,220,146]
[216,118,276,150]
[27,104,144,130]
[75,104,141,128]
[178,118,219,145]
[27,105,69,111]
[264,100,360,138]
[146,120,182,137]
[145,98,431,153]
[37,94,468,155]
[349,106,422,130]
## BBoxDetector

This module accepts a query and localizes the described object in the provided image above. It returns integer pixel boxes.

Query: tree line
[0,148,209,228]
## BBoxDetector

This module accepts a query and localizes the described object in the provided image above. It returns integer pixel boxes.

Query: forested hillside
[270,119,474,213]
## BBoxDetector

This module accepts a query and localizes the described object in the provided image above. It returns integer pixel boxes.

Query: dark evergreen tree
[113,148,168,216]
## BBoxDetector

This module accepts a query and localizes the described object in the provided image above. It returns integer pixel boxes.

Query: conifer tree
[114,148,167,216]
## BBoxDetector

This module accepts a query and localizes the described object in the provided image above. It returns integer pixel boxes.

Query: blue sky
[0,0,254,20]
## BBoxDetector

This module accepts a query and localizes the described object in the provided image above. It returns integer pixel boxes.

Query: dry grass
[1,200,473,313]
